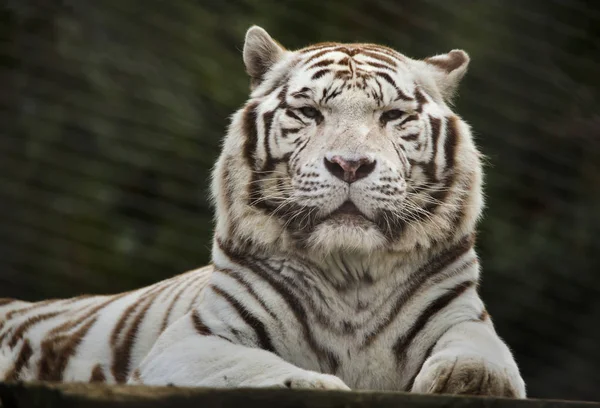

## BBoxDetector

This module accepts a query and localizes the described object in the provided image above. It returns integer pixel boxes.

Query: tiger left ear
[423,50,470,102]
[243,26,286,90]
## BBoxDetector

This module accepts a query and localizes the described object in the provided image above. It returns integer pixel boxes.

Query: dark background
[1,0,599,401]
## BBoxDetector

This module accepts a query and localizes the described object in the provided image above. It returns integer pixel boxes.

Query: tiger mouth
[329,201,369,220]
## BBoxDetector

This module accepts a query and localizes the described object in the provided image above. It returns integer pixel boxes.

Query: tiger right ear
[243,26,286,90]
[423,50,470,102]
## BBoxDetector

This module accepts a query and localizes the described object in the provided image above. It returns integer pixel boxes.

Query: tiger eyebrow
[290,87,312,99]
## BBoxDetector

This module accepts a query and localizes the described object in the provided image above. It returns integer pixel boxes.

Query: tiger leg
[128,311,350,389]
[411,320,526,397]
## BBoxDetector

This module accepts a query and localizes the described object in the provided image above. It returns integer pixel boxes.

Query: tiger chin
[0,26,525,398]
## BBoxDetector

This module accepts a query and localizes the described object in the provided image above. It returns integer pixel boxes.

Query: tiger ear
[423,50,470,102]
[243,26,286,90]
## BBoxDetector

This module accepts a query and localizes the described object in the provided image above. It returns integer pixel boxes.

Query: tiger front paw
[247,370,350,390]
[411,354,525,398]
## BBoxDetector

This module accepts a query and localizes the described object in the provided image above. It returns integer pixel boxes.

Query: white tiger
[0,26,525,397]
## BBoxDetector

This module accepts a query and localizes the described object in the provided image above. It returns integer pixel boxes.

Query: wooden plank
[0,382,598,408]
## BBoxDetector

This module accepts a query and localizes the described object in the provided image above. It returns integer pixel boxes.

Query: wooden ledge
[0,382,597,408]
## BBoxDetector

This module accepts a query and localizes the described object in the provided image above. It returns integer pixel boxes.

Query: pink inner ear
[425,51,467,74]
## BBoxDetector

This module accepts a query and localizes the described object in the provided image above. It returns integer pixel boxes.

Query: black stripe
[396,114,419,128]
[217,268,279,321]
[414,88,427,113]
[311,69,331,80]
[242,103,260,170]
[361,235,475,348]
[423,116,442,183]
[285,109,304,123]
[393,280,475,361]
[280,127,301,138]
[262,110,276,172]
[443,116,459,173]
[376,72,412,102]
[423,116,459,215]
[191,309,212,336]
[211,285,276,353]
[405,341,436,391]
[323,85,343,103]
[217,239,340,373]
[400,133,419,141]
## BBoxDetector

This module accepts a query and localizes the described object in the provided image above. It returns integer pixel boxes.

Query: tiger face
[212,27,483,255]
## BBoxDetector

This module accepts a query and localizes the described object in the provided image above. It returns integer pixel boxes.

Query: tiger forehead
[299,43,406,67]
[287,48,415,105]
[299,42,406,60]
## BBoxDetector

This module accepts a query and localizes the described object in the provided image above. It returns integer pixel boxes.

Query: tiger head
[212,26,483,256]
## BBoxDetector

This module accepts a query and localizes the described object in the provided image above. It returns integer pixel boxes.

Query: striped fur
[0,26,525,397]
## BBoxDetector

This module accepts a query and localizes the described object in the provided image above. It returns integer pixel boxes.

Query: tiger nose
[324,155,376,183]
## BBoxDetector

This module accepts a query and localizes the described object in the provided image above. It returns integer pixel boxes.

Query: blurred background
[1,0,599,401]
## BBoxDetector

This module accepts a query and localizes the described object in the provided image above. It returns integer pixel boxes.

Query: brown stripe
[7,311,62,348]
[5,299,56,320]
[307,58,336,70]
[358,50,398,67]
[478,309,489,321]
[159,276,196,333]
[111,288,164,383]
[302,48,339,63]
[211,285,275,353]
[5,340,33,381]
[131,368,142,382]
[183,277,210,314]
[38,317,98,381]
[393,280,475,361]
[110,296,147,347]
[360,60,395,71]
[48,294,126,338]
[90,364,106,383]
[360,45,405,60]
[361,235,475,348]
[300,42,340,54]
[0,298,16,307]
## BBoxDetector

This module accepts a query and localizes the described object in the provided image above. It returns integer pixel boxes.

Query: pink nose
[324,155,376,183]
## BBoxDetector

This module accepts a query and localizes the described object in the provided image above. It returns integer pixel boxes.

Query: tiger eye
[300,106,321,119]
[380,109,404,123]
